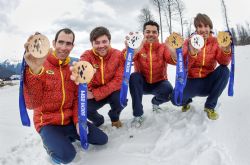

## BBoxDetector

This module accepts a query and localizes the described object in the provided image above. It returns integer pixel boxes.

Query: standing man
[127,20,177,127]
[24,28,108,164]
[172,13,232,120]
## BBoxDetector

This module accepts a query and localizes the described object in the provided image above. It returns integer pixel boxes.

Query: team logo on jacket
[46,70,54,75]
[93,64,99,69]
[140,53,147,58]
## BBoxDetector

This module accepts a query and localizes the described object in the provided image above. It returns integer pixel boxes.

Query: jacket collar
[92,47,112,60]
[47,51,71,67]
[205,34,216,45]
[143,41,161,51]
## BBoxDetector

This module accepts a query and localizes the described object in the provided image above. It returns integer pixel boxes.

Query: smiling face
[53,31,74,60]
[92,35,110,57]
[143,25,159,43]
[196,22,211,40]
[194,13,213,40]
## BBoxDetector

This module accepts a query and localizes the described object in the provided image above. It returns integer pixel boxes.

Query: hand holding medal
[72,61,95,84]
[120,32,143,108]
[190,34,205,50]
[20,33,50,127]
[217,31,231,47]
[24,33,50,74]
[126,32,144,49]
[217,31,232,53]
[217,31,234,96]
[187,34,205,56]
[72,61,95,150]
[26,33,50,58]
[167,32,184,49]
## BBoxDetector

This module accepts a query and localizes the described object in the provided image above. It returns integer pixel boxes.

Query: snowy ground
[0,46,250,165]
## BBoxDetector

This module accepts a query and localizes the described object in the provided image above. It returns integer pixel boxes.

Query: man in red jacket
[72,26,124,128]
[127,20,177,127]
[24,28,108,164]
[172,13,232,120]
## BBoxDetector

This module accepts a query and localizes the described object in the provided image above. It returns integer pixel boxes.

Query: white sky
[0,0,249,61]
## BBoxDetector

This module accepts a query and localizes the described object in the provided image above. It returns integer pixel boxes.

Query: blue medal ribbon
[227,31,235,96]
[173,47,187,105]
[78,83,89,150]
[120,47,134,107]
[19,55,31,127]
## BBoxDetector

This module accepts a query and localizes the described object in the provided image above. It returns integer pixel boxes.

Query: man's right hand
[70,61,80,85]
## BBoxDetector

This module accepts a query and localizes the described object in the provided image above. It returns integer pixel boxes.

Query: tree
[245,21,250,33]
[174,0,185,36]
[220,0,240,45]
[230,27,237,44]
[138,7,154,30]
[236,24,250,45]
[221,0,230,30]
[185,18,193,37]
[152,0,185,40]
[163,8,170,35]
[162,0,174,35]
[162,0,186,35]
[152,0,164,42]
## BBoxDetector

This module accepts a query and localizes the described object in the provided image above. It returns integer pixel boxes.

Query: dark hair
[194,13,213,29]
[54,28,75,43]
[143,20,159,33]
[90,26,111,42]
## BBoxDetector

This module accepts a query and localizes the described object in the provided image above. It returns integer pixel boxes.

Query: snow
[1,45,250,165]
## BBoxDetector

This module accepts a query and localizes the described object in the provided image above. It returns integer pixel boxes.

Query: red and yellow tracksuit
[24,53,78,132]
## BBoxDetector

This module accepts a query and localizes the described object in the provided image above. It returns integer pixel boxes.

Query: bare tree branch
[174,0,185,36]
[138,7,155,30]
[221,0,230,30]
[152,0,164,42]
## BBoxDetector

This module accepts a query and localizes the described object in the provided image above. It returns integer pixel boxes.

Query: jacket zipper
[59,65,65,125]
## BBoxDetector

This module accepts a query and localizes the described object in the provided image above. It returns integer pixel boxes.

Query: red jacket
[133,42,176,84]
[183,35,232,78]
[24,53,78,132]
[80,48,124,101]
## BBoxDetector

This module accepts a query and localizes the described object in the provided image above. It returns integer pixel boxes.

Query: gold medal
[27,34,50,58]
[217,31,231,47]
[73,61,95,84]
[168,32,184,49]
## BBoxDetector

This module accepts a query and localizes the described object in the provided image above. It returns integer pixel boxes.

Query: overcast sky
[0,0,249,61]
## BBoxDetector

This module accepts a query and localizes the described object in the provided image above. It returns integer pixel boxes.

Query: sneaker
[204,108,219,120]
[182,104,190,112]
[112,120,122,128]
[131,116,144,128]
[152,104,163,113]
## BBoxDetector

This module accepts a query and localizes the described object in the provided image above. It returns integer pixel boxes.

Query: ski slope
[0,46,250,165]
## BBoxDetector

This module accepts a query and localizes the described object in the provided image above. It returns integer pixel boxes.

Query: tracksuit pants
[39,122,108,164]
[129,72,173,117]
[87,90,123,127]
[172,65,230,109]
